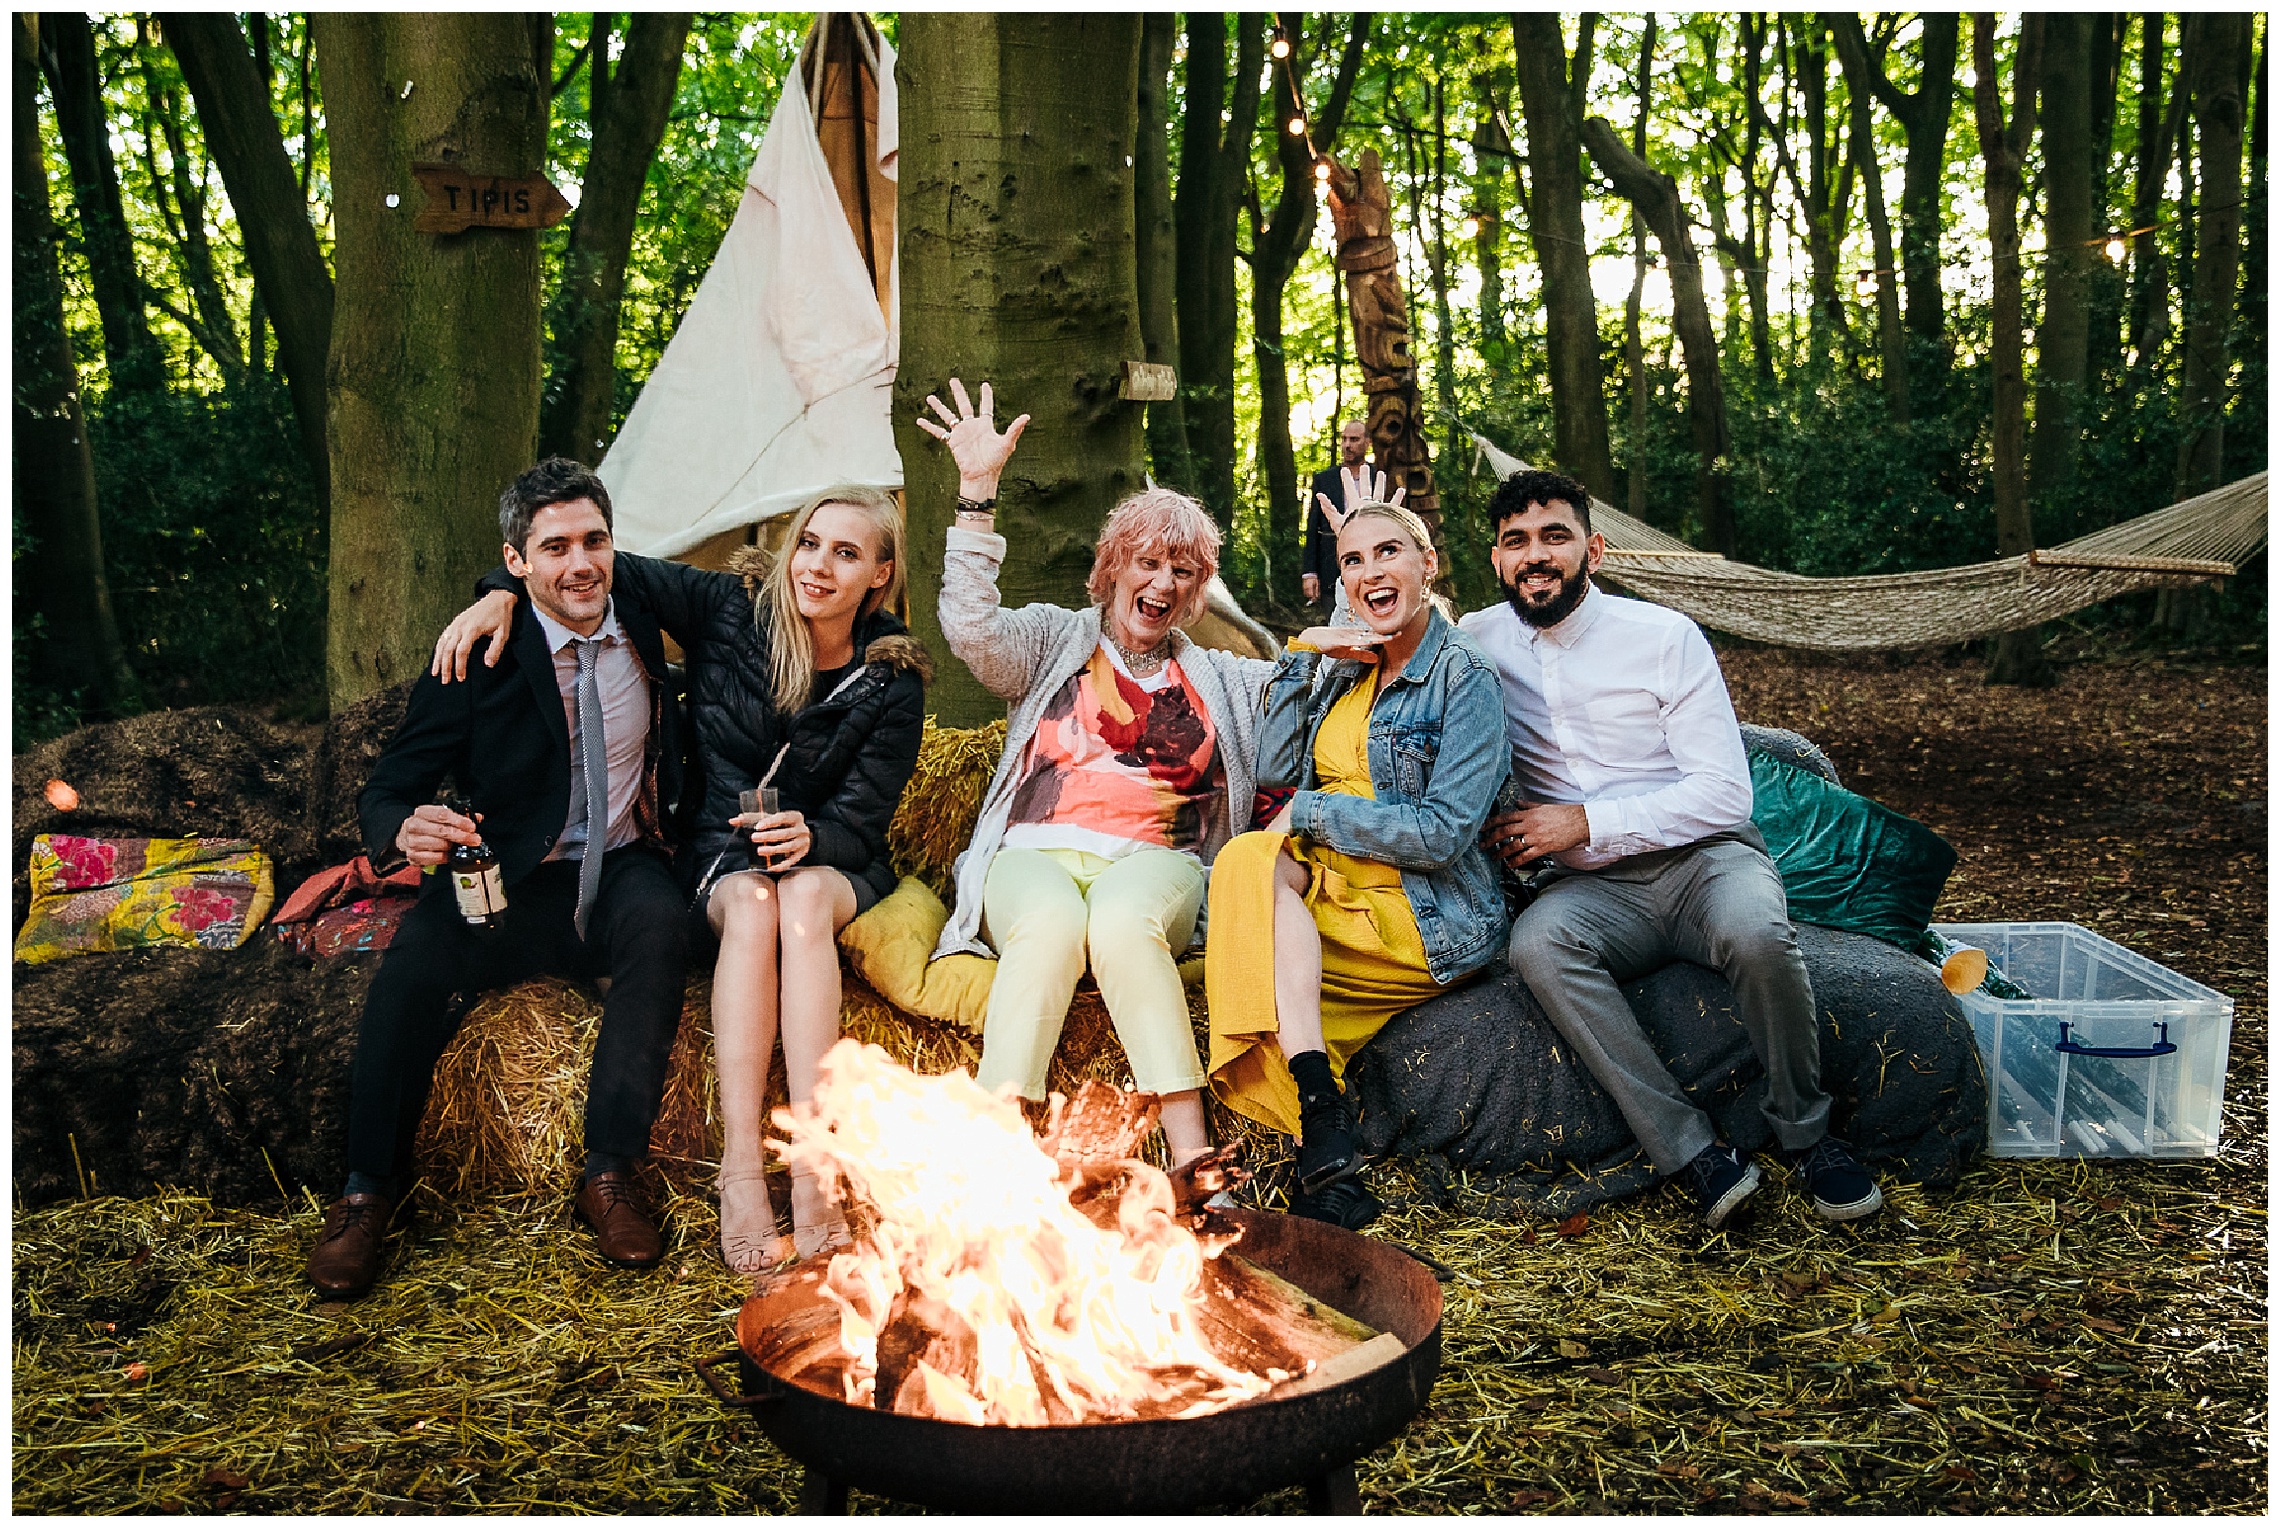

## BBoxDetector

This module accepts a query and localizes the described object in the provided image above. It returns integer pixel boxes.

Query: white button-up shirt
[1459,583,1752,870]
[530,600,650,862]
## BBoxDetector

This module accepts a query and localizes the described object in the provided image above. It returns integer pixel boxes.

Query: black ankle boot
[1289,1050,1362,1195]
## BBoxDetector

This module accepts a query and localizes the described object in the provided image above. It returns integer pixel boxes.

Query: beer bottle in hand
[445,794,506,928]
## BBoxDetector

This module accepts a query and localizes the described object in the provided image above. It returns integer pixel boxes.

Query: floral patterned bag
[13,835,275,966]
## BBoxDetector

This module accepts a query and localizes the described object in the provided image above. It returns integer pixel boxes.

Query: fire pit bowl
[697,1206,1443,1514]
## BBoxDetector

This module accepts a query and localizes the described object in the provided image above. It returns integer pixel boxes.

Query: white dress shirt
[1459,583,1753,870]
[529,600,650,862]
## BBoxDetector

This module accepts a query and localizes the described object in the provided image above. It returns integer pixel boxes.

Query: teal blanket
[1748,750,1957,948]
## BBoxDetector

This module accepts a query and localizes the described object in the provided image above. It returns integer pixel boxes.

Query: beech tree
[538,12,690,464]
[313,13,551,709]
[892,15,1148,724]
[37,12,161,395]
[1134,12,1194,497]
[1972,12,2051,688]
[15,13,135,715]
[1174,13,1264,529]
[2173,13,2253,498]
[1512,12,1619,504]
[162,11,335,504]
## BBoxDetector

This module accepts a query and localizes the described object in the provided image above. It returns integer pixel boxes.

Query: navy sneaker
[1791,1137,1883,1221]
[1676,1142,1762,1230]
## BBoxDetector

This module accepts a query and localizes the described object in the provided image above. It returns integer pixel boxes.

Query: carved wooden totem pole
[1323,149,1443,561]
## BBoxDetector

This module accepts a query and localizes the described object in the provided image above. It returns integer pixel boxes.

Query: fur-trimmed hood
[862,631,934,684]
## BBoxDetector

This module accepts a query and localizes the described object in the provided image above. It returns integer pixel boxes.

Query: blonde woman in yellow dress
[1206,499,1511,1227]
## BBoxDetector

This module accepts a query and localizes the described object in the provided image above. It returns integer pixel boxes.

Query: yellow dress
[1206,674,1447,1136]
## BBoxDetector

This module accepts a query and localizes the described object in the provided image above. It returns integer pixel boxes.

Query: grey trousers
[1507,837,1831,1175]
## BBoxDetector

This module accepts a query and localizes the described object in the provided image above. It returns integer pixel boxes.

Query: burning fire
[770,1041,1279,1425]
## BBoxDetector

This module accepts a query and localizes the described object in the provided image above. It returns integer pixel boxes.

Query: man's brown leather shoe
[306,1192,397,1299]
[575,1172,663,1268]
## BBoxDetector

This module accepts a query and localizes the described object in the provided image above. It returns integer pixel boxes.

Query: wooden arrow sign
[410,162,572,234]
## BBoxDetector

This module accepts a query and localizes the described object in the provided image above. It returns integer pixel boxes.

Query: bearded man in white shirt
[1460,468,1881,1229]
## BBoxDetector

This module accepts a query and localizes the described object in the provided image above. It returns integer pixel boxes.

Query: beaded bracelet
[955,495,998,516]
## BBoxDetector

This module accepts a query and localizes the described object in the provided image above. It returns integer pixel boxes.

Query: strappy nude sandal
[789,1166,852,1262]
[717,1164,794,1275]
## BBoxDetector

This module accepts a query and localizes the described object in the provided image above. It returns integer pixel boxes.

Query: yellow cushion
[840,874,1205,1035]
[840,877,997,1032]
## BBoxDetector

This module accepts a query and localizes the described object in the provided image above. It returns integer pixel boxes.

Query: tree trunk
[1787,18,1845,360]
[1737,16,1775,384]
[2028,13,2095,541]
[538,11,689,464]
[894,15,1147,725]
[1832,17,1909,421]
[1252,13,1367,582]
[1624,17,1655,522]
[313,14,550,710]
[138,55,245,383]
[162,11,335,504]
[1580,116,1734,554]
[2127,14,2178,374]
[1427,78,1460,477]
[1837,13,1959,400]
[1469,84,1511,358]
[2173,12,2251,498]
[2084,14,2128,392]
[1134,11,1194,495]
[1511,11,1618,503]
[15,14,136,715]
[1173,13,1263,529]
[37,12,162,394]
[2240,34,2266,392]
[1972,13,2052,687]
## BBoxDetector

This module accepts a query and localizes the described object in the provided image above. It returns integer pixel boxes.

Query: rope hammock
[1467,432,2268,651]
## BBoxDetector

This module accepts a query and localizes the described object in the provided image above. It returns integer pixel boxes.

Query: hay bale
[886,718,1007,896]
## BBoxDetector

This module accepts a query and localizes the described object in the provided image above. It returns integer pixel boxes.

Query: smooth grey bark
[314,13,550,709]
[894,15,1147,724]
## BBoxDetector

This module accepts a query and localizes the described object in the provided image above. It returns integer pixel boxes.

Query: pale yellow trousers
[976,846,1208,1101]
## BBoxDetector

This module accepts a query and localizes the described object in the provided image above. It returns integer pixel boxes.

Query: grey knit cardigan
[929,524,1278,962]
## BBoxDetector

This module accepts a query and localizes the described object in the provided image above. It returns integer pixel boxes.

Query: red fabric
[274,855,421,927]
[274,855,424,959]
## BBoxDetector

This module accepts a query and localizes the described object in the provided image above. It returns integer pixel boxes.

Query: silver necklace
[1107,631,1172,676]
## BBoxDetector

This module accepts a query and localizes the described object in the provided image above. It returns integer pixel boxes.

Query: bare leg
[708,872,790,1271]
[1268,848,1326,1060]
[1159,1090,1210,1166]
[775,867,859,1257]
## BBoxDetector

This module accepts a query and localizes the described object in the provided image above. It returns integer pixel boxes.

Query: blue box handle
[2055,1021,2176,1060]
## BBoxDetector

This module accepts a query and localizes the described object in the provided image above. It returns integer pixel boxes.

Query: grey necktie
[571,636,609,938]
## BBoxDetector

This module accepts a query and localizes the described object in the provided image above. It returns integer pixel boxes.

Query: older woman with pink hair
[915,378,1275,1166]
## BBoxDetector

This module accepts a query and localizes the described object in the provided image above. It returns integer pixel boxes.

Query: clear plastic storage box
[1931,922,2234,1158]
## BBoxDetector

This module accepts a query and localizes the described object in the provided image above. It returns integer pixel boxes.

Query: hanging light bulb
[1270,24,1291,60]
[1460,215,1481,239]
[1287,113,1308,137]
[1854,269,1877,297]
[1314,159,1332,183]
[2104,235,2129,263]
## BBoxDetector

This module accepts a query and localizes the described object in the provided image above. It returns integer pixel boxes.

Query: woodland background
[12,11,2268,741]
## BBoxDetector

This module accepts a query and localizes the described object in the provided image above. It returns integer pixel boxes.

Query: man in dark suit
[1302,416,1372,609]
[306,458,696,1299]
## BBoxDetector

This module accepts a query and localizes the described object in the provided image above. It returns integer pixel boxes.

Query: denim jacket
[1259,606,1512,985]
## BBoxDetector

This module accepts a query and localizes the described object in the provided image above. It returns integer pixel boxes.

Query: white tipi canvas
[600,24,901,560]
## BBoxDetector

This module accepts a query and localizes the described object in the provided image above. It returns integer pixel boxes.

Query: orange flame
[772,1041,1275,1425]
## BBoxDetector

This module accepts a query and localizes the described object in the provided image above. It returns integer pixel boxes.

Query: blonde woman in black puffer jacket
[435,484,928,1277]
